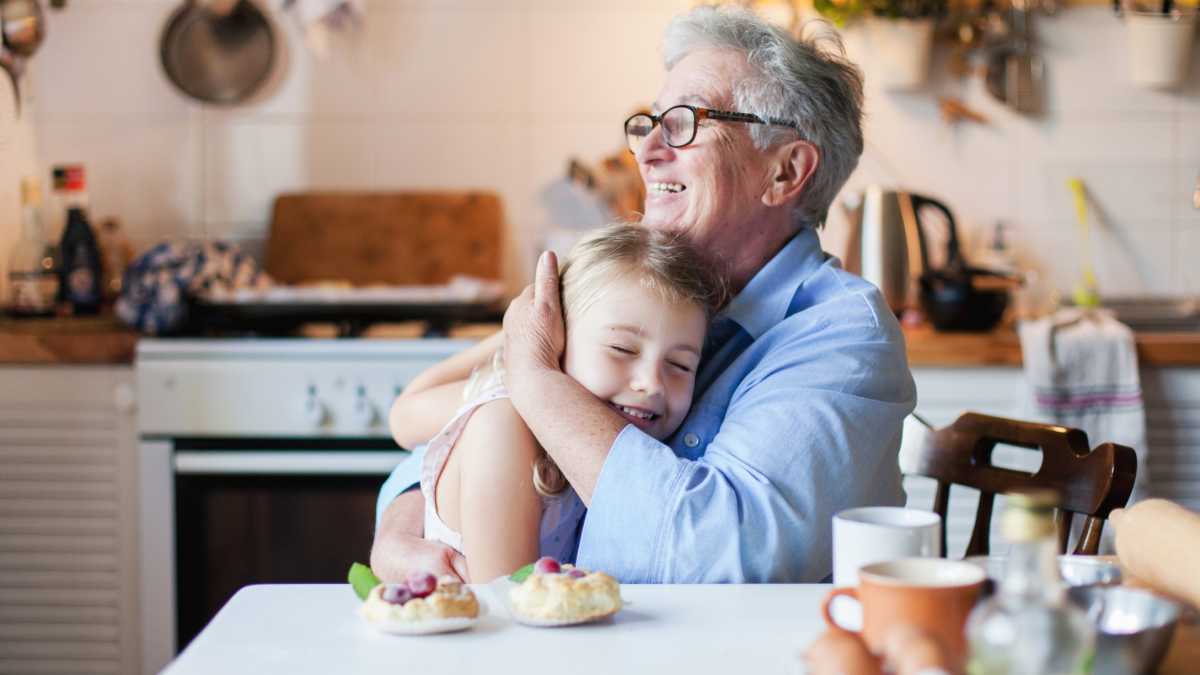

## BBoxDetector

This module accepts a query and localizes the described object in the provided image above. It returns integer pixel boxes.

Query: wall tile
[366,6,529,120]
[202,119,379,226]
[526,8,681,125]
[28,3,192,117]
[35,118,201,247]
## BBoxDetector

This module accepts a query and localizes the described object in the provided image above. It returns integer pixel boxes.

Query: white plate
[484,576,622,628]
[362,613,480,636]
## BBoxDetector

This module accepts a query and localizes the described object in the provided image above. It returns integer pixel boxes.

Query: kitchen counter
[0,316,138,364]
[904,325,1200,368]
[2,318,1198,368]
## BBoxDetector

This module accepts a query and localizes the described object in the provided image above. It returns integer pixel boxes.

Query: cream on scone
[510,558,622,623]
[361,573,479,624]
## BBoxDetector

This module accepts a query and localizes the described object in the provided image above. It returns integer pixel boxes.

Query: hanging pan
[160,0,276,105]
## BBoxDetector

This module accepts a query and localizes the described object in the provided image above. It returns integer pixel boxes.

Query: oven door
[171,438,406,652]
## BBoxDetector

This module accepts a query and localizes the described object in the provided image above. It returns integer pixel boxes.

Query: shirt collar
[719,227,825,340]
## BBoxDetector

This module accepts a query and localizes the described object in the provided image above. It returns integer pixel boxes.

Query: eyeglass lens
[625,106,698,153]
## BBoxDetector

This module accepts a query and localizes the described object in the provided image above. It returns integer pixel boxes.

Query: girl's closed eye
[609,344,638,356]
[668,360,693,374]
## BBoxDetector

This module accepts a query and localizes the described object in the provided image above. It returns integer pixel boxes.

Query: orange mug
[821,558,985,670]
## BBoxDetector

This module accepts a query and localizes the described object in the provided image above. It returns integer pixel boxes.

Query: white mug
[832,506,941,587]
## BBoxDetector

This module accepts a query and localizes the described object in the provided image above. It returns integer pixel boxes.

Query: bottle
[965,490,1095,675]
[7,178,60,317]
[55,166,103,316]
[96,217,133,307]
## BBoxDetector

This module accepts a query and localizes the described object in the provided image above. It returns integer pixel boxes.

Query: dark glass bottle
[55,166,102,316]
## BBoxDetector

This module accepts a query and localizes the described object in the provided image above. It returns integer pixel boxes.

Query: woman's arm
[451,399,543,583]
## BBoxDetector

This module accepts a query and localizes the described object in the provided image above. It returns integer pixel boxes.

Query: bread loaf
[1111,499,1200,607]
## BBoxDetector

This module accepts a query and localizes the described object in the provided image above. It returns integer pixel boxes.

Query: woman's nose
[635,123,672,165]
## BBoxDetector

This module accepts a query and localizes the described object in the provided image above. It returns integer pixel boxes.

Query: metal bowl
[965,555,1123,587]
[1068,585,1181,675]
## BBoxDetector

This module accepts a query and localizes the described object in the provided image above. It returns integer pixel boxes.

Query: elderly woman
[372,6,915,583]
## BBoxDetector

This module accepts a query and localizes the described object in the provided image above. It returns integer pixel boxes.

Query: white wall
[12,0,1200,297]
[0,64,41,302]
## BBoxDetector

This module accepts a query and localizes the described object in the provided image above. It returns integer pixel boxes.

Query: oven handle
[174,451,409,475]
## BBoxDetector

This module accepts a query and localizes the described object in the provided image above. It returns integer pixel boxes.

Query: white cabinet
[0,366,139,675]
[907,366,1200,556]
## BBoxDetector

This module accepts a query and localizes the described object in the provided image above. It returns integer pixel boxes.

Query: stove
[135,336,474,671]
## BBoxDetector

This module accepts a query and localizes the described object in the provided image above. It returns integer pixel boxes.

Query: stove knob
[351,386,379,430]
[303,395,329,429]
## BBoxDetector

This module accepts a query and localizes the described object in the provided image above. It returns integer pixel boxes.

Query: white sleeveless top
[420,384,578,560]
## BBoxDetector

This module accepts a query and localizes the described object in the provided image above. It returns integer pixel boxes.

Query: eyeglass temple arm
[702,109,798,130]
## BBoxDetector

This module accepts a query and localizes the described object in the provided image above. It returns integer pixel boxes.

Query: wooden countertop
[0,316,138,365]
[904,325,1200,368]
[2,319,1199,368]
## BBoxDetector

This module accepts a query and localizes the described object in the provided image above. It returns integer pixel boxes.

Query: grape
[381,584,412,605]
[406,572,437,598]
[533,556,561,574]
[567,568,587,579]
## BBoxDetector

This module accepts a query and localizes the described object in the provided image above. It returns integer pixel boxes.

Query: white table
[163,583,833,674]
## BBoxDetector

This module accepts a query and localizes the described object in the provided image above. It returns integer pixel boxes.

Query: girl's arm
[388,331,503,448]
[452,399,543,583]
[403,331,503,397]
[389,379,469,450]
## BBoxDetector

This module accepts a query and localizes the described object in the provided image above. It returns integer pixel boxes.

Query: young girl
[389,224,725,582]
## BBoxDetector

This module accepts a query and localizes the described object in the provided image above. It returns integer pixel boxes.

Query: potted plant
[814,0,948,89]
[1120,3,1197,89]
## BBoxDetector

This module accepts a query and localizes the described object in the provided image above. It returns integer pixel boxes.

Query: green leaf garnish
[509,563,534,583]
[348,562,381,601]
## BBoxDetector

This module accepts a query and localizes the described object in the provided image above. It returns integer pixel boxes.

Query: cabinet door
[0,366,138,675]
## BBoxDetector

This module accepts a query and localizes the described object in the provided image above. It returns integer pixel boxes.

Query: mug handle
[821,587,861,632]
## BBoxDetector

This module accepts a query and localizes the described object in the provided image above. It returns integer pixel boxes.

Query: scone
[360,573,479,624]
[509,557,622,625]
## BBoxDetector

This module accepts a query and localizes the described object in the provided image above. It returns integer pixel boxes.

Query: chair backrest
[911,412,1138,557]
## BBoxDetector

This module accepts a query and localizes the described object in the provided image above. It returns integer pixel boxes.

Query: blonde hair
[466,223,727,497]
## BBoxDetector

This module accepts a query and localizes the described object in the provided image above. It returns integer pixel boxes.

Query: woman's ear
[761,140,819,208]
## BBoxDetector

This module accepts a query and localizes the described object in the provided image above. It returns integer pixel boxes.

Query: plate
[484,576,623,628]
[361,613,480,636]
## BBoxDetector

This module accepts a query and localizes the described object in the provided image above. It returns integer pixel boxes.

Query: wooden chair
[910,412,1138,557]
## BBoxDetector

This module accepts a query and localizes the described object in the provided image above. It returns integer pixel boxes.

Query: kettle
[842,186,957,314]
[841,186,1013,331]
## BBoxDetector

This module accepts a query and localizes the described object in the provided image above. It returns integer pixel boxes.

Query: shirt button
[683,432,700,448]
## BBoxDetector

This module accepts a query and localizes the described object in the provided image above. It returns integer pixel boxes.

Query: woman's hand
[503,251,566,401]
[370,490,469,582]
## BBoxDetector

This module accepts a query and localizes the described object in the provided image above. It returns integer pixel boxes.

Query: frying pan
[160,0,276,105]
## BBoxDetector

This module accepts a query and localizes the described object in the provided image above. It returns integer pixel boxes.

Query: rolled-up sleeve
[374,443,426,530]
[576,327,915,583]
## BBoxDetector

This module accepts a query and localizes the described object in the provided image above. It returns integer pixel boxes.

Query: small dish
[360,613,480,636]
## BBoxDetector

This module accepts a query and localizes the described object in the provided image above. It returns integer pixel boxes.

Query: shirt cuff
[575,424,686,582]
[374,443,426,530]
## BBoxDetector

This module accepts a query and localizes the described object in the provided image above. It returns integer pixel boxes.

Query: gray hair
[662,6,864,229]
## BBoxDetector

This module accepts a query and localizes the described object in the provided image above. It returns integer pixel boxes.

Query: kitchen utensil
[832,507,942,587]
[822,559,986,673]
[1067,178,1100,309]
[1068,585,1181,675]
[983,0,1043,115]
[0,0,46,116]
[965,555,1124,587]
[160,0,276,104]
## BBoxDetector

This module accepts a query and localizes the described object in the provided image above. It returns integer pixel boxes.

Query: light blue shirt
[377,227,915,582]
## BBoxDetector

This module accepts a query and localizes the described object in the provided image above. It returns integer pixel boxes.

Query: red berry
[381,584,412,605]
[406,572,437,598]
[533,556,561,574]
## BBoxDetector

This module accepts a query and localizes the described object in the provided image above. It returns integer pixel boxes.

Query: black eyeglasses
[624,104,800,154]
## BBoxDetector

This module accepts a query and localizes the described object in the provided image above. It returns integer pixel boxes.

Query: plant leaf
[509,563,535,583]
[348,562,382,601]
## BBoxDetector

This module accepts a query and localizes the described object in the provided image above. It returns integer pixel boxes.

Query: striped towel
[1018,308,1149,505]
